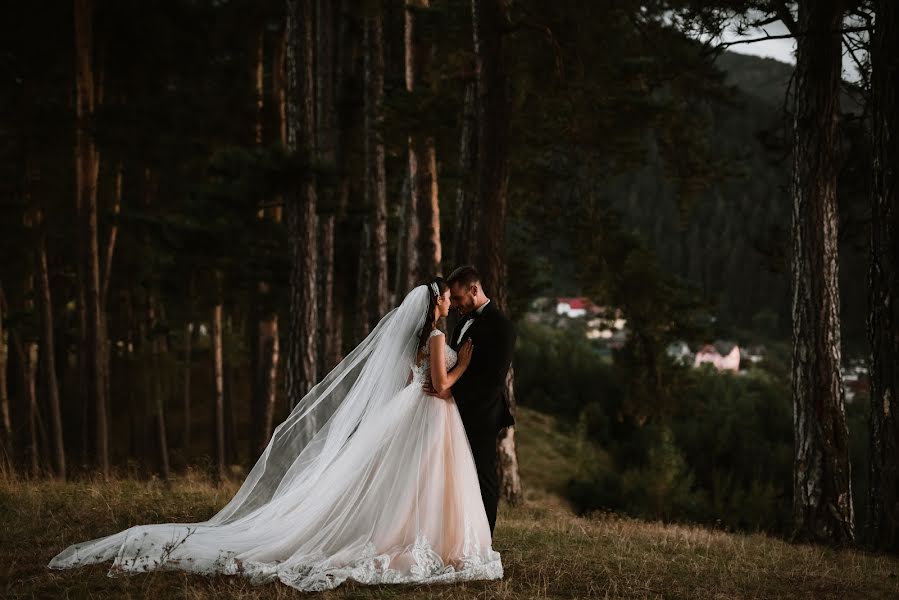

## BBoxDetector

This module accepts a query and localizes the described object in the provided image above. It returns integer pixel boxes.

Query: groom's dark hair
[446,265,481,288]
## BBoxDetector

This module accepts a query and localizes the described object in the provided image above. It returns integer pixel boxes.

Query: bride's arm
[429,335,473,394]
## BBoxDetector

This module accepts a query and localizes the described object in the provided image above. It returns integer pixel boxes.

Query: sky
[719,18,864,82]
[720,19,796,63]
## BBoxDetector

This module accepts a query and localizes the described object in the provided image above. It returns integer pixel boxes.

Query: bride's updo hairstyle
[417,277,448,350]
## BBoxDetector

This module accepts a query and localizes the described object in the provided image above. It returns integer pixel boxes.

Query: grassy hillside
[2,408,897,599]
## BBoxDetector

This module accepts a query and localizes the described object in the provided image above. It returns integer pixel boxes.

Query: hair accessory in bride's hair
[429,282,439,297]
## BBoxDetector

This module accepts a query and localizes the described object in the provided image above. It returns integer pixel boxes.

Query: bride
[48,279,503,592]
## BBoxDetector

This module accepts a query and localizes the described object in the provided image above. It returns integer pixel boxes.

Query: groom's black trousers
[465,427,500,535]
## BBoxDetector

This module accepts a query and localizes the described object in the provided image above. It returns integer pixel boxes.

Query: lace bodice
[411,330,457,384]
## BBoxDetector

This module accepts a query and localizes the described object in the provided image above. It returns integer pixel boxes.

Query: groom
[426,265,515,535]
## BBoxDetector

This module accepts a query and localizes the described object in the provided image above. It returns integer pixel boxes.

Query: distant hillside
[529,50,869,355]
[716,52,794,108]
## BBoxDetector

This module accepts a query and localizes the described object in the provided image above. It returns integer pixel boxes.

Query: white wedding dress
[48,286,502,592]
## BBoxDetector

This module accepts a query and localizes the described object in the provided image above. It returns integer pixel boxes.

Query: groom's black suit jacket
[450,301,516,435]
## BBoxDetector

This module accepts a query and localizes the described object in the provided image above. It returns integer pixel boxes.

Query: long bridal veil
[48,285,491,587]
[202,284,430,525]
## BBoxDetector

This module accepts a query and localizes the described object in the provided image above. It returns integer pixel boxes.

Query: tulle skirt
[48,385,502,591]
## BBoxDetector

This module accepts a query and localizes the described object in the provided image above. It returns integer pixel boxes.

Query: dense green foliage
[515,320,871,537]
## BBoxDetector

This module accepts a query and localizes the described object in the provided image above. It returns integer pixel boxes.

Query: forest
[2,0,899,596]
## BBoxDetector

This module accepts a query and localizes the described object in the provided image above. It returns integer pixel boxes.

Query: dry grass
[2,409,897,599]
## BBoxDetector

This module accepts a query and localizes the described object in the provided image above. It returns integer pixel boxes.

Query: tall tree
[366,0,389,320]
[472,0,520,503]
[251,24,281,457]
[787,0,854,545]
[867,0,899,552]
[183,321,194,449]
[212,301,225,482]
[284,0,318,409]
[317,0,340,371]
[15,247,41,477]
[74,0,108,478]
[34,207,65,479]
[405,0,441,280]
[355,222,372,342]
[394,174,412,298]
[0,283,11,474]
[147,294,170,480]
[453,80,479,267]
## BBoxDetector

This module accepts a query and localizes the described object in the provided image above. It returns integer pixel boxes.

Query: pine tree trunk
[319,216,337,369]
[183,322,193,449]
[316,0,340,372]
[98,164,121,434]
[35,209,65,479]
[405,0,439,282]
[147,296,169,480]
[316,0,337,162]
[19,337,40,477]
[867,0,899,552]
[250,25,281,457]
[101,162,121,310]
[402,168,419,294]
[416,138,440,277]
[212,302,225,482]
[258,317,279,454]
[253,28,264,147]
[272,26,288,224]
[365,3,390,319]
[74,0,108,479]
[224,345,239,466]
[0,283,12,474]
[394,174,411,299]
[472,0,520,504]
[152,337,170,480]
[331,0,359,361]
[285,0,318,410]
[789,0,854,545]
[454,80,479,267]
[356,221,372,343]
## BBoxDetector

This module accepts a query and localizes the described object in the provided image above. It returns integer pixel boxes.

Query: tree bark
[316,0,340,372]
[365,3,390,319]
[258,316,279,455]
[183,322,193,449]
[212,302,225,482]
[789,0,854,545]
[250,24,281,457]
[454,80,479,266]
[147,296,169,480]
[405,0,440,281]
[472,0,520,504]
[101,162,121,310]
[224,338,239,466]
[272,26,288,224]
[394,173,412,299]
[319,216,337,369]
[74,0,108,479]
[867,0,899,552]
[17,336,40,477]
[285,0,319,410]
[0,284,12,474]
[330,0,360,362]
[35,209,65,479]
[356,221,372,343]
